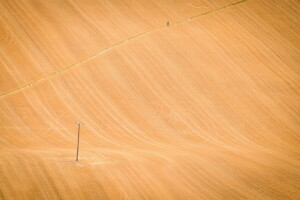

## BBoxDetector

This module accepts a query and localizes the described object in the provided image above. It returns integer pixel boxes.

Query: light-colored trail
[0,0,247,100]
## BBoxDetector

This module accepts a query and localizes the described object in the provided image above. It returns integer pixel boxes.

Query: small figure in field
[167,21,170,26]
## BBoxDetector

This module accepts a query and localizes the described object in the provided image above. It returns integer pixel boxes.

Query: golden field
[0,0,299,199]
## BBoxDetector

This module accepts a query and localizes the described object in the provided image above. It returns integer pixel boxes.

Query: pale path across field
[0,0,247,99]
[0,0,299,199]
[0,0,243,95]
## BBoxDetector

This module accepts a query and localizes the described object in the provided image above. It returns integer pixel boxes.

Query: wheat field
[0,0,299,199]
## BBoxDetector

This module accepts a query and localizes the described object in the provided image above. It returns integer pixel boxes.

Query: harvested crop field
[0,0,299,199]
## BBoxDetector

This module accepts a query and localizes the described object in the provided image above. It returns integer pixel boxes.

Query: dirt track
[0,0,299,199]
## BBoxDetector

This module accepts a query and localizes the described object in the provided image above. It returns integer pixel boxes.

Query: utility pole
[75,121,84,161]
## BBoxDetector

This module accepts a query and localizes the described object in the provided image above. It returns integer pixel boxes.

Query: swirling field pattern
[0,0,299,199]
